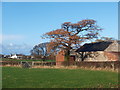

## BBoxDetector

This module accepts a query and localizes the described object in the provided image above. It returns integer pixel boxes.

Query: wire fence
[0,61,56,68]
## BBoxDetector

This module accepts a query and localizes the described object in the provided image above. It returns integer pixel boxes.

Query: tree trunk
[78,52,86,61]
[65,50,70,62]
[81,52,84,61]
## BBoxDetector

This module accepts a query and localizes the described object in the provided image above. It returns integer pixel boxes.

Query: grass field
[2,58,55,62]
[2,67,119,88]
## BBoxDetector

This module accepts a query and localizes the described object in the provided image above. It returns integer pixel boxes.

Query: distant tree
[30,42,49,60]
[30,42,58,60]
[95,37,115,42]
[43,19,102,61]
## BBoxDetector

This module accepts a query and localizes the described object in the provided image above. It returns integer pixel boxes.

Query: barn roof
[76,41,113,52]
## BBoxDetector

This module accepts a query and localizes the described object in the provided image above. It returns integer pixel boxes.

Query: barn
[56,40,120,65]
[76,41,120,61]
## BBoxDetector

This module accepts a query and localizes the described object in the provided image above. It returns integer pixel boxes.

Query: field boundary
[1,65,118,72]
[1,61,120,72]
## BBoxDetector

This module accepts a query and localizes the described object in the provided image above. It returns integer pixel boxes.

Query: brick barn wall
[104,52,120,61]
[56,51,76,66]
[56,50,65,65]
[69,56,75,64]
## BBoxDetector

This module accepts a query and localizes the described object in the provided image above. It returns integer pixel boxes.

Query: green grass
[2,58,55,62]
[2,67,118,88]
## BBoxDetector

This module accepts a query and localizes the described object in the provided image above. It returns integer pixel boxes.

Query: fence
[0,61,56,68]
[31,61,56,67]
[1,60,120,70]
[1,61,21,66]
[59,61,120,70]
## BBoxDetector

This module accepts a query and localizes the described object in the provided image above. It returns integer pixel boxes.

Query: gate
[21,61,31,68]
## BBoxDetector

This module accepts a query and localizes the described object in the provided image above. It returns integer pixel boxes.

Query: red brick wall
[56,51,76,66]
[69,56,75,64]
[104,52,120,61]
[56,50,65,65]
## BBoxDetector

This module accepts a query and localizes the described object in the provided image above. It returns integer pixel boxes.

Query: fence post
[18,62,20,66]
[20,61,22,67]
[113,62,115,70]
[32,61,34,68]
[111,62,115,70]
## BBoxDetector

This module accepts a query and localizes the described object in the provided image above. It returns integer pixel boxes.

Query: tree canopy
[43,19,102,61]
[30,42,59,60]
[95,37,115,42]
[30,42,49,59]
